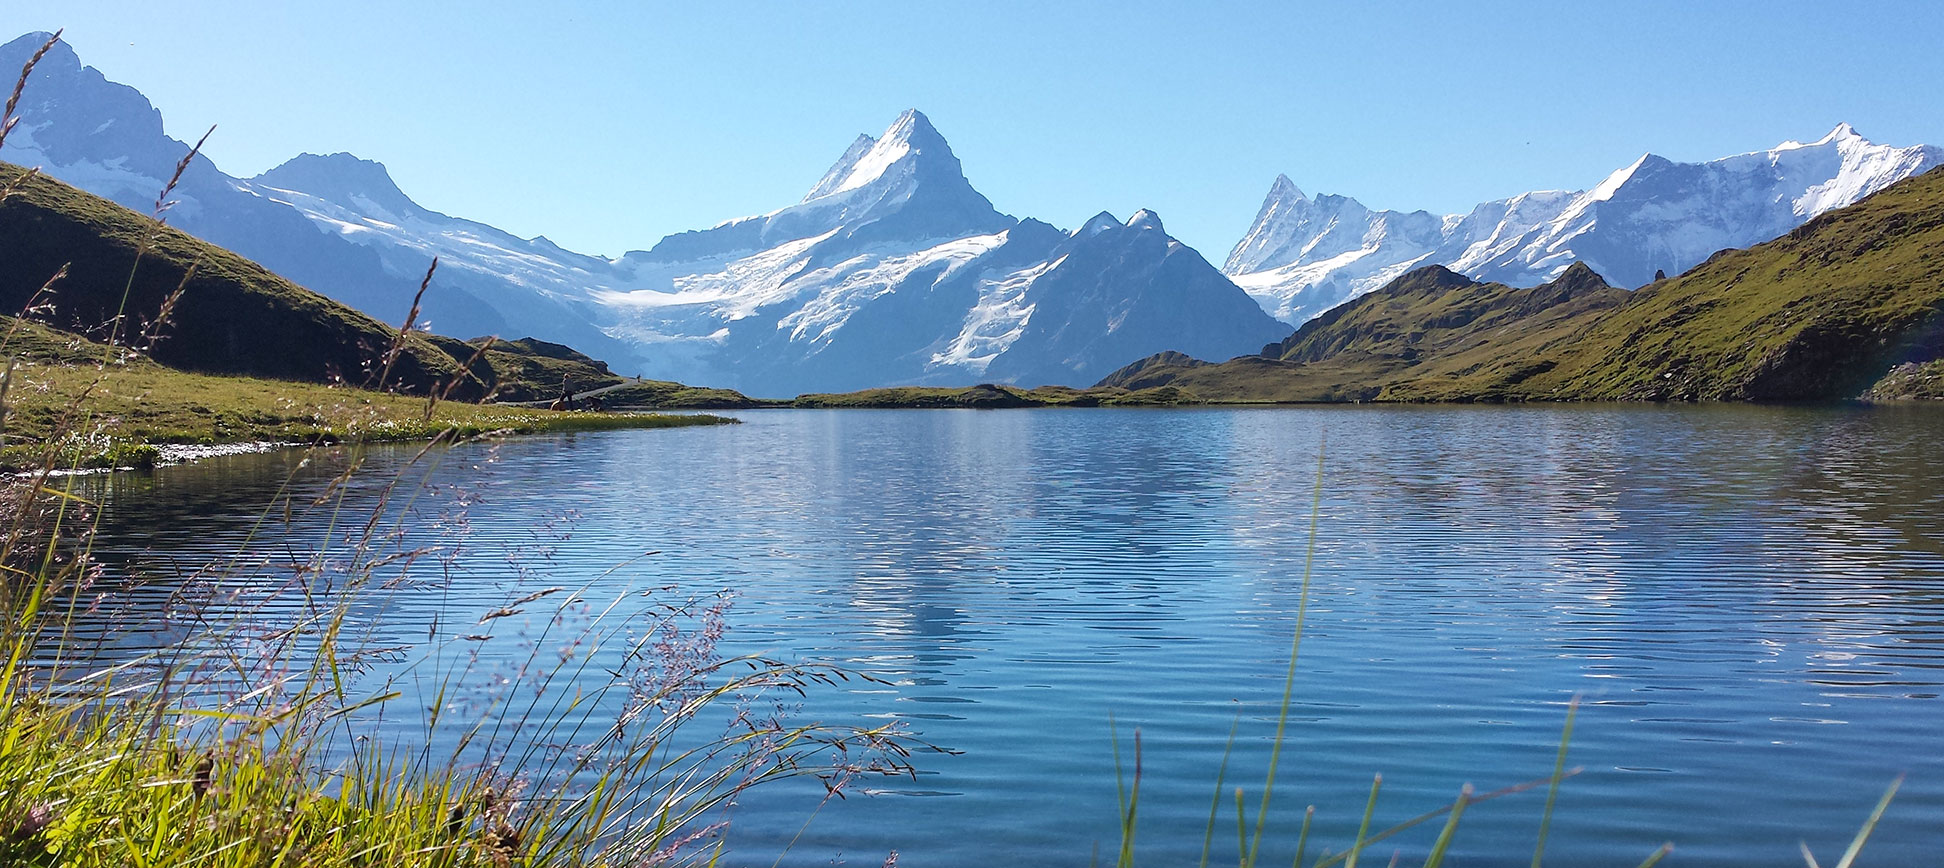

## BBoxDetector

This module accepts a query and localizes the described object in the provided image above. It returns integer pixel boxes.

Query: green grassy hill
[1500,166,1944,401]
[1100,263,1629,402]
[0,161,474,394]
[1101,166,1944,403]
[419,335,625,402]
[0,162,630,402]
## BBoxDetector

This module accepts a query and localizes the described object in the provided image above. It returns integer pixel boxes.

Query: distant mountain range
[1110,164,1944,403]
[5,30,1940,395]
[0,33,1285,395]
[597,109,1288,394]
[1226,126,1942,324]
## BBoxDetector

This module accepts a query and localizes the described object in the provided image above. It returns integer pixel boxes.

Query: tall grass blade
[1832,775,1901,868]
[1531,694,1579,868]
[1236,787,1248,866]
[1344,773,1381,868]
[1421,784,1472,868]
[1292,805,1314,868]
[1116,729,1143,868]
[1201,715,1241,868]
[1636,842,1674,868]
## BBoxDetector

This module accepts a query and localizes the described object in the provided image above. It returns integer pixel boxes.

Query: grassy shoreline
[599,379,1944,412]
[0,316,734,471]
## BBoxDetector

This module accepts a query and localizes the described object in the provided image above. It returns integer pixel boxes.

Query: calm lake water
[79,406,1944,866]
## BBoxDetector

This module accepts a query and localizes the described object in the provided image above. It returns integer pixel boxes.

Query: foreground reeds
[0,440,922,867]
[1106,444,1903,868]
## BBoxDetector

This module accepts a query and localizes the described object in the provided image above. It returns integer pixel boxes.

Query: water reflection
[73,405,1944,867]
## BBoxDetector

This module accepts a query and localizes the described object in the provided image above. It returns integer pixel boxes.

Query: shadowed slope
[0,160,470,395]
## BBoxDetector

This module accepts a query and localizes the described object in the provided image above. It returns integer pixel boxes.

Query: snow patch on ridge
[932,253,1065,372]
[781,234,1007,345]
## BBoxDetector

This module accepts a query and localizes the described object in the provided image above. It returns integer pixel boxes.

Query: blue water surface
[84,406,1944,866]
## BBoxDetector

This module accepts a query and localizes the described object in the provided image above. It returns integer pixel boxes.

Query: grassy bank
[0,315,732,470]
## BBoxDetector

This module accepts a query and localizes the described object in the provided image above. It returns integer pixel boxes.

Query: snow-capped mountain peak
[1267,173,1305,203]
[798,108,951,202]
[253,152,425,220]
[1227,124,1942,325]
[637,108,1011,264]
[1077,211,1121,237]
[1126,209,1165,233]
[1803,122,1861,148]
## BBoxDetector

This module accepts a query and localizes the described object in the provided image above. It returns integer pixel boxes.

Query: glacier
[1229,124,1943,324]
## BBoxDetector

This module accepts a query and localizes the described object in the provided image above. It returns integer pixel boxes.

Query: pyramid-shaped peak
[1815,122,1863,144]
[1588,152,1675,200]
[885,108,945,143]
[1267,173,1307,202]
[1546,261,1613,294]
[1126,209,1165,232]
[255,152,421,216]
[801,108,967,203]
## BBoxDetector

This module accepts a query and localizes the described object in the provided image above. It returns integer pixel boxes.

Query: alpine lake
[72,405,1944,866]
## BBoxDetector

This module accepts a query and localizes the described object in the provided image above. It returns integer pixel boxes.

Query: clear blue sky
[3,2,1940,259]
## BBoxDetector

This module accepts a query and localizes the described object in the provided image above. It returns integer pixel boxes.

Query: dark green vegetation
[1864,359,1944,400]
[443,336,622,402]
[584,380,1199,411]
[595,378,783,409]
[1102,166,1944,404]
[791,382,1198,408]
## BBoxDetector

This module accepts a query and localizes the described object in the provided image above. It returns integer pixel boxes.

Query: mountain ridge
[1228,124,1943,325]
[0,32,1286,394]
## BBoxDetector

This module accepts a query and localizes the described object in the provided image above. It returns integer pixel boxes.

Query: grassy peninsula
[0,314,729,470]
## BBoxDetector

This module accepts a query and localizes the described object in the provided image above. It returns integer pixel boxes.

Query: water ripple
[71,404,1944,867]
